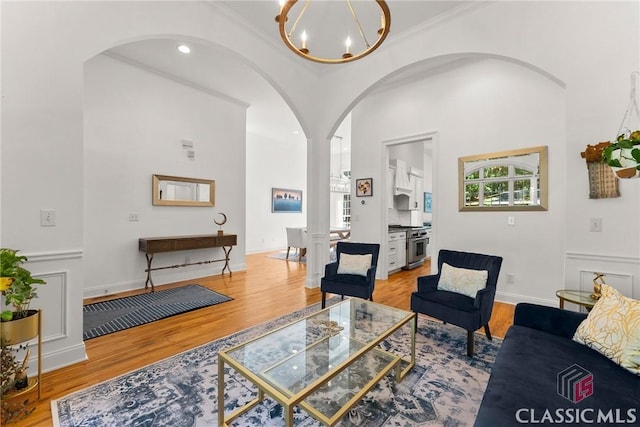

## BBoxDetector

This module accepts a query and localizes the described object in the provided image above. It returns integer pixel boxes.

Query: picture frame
[424,192,432,213]
[355,178,373,197]
[271,188,303,213]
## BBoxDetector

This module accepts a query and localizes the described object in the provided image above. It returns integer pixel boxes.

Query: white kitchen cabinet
[387,231,407,273]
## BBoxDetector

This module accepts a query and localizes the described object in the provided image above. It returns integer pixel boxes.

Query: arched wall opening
[341,55,567,294]
[82,36,308,296]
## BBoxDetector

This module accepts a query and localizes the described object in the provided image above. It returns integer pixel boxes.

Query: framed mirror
[458,146,548,211]
[152,174,215,207]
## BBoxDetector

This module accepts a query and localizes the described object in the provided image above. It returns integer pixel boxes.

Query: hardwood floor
[10,251,514,426]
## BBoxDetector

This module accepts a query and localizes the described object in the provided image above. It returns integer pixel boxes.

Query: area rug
[82,284,233,340]
[267,250,306,263]
[57,299,501,426]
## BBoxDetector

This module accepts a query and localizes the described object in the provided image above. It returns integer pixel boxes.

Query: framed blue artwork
[424,192,432,213]
[272,188,303,213]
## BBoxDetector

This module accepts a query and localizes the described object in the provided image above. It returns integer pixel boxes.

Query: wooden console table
[139,234,237,291]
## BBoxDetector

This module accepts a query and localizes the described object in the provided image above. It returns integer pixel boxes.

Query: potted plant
[1,249,45,322]
[1,339,35,423]
[0,249,43,422]
[602,129,640,179]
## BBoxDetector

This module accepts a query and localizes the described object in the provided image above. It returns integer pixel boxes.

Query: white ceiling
[105,1,473,144]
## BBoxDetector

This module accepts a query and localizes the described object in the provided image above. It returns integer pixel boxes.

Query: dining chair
[285,227,307,261]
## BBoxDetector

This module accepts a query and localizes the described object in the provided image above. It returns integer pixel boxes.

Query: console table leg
[144,253,155,292]
[222,246,233,276]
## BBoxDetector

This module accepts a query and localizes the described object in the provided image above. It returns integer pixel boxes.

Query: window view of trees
[464,163,540,207]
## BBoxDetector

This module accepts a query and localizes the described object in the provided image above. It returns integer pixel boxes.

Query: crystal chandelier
[276,0,391,64]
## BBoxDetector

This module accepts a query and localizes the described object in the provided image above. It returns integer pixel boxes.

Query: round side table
[556,289,597,311]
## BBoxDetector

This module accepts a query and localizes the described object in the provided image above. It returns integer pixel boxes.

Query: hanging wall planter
[602,130,640,178]
[603,71,640,179]
[602,130,640,179]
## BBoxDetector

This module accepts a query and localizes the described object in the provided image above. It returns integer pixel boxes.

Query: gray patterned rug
[57,298,500,426]
[83,284,233,340]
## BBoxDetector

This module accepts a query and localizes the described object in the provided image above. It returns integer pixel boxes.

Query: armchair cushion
[436,262,488,298]
[413,290,476,312]
[337,253,372,277]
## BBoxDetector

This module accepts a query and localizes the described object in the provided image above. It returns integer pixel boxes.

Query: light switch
[41,209,56,226]
[589,218,602,232]
[507,216,515,226]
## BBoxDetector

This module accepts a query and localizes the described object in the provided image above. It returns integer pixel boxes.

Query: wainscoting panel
[566,251,639,300]
[21,249,87,372]
[31,271,68,343]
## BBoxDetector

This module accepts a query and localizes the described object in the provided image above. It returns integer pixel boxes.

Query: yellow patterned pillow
[437,262,488,298]
[573,284,640,376]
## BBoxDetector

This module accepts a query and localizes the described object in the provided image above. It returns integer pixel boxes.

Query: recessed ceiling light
[293,130,300,134]
[177,44,191,54]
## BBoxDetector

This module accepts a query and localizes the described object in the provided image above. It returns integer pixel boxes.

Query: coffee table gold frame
[218,299,416,426]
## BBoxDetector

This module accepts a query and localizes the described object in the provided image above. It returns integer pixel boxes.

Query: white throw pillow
[337,253,372,277]
[437,262,488,298]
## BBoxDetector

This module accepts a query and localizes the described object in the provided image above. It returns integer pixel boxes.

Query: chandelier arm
[346,0,371,48]
[287,0,311,38]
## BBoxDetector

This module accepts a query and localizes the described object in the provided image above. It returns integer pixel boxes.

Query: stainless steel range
[388,225,429,269]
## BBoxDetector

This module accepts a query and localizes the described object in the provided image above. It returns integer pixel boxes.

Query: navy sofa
[475,303,639,426]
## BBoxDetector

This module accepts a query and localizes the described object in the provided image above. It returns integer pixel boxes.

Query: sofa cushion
[474,325,640,427]
[437,262,487,298]
[573,284,640,376]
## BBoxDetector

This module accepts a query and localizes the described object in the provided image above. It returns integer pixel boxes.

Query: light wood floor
[10,251,515,426]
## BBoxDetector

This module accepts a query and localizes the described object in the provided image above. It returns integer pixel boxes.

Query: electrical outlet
[185,256,191,264]
[40,209,56,226]
[128,213,140,222]
[506,273,515,284]
[589,218,602,232]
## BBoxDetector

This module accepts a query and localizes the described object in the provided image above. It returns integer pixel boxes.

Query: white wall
[352,58,567,303]
[245,132,307,253]
[2,0,639,372]
[83,54,247,296]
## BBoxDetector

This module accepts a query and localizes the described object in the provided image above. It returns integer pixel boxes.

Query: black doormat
[83,284,233,340]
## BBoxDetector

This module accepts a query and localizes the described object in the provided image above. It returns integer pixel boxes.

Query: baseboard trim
[41,343,87,374]
[495,291,556,308]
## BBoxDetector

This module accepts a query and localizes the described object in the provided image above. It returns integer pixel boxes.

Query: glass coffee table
[218,299,415,426]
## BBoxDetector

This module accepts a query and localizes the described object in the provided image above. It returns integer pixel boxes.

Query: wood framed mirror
[458,146,548,211]
[152,174,215,207]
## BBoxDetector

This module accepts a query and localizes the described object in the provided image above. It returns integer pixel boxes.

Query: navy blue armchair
[321,242,380,309]
[410,249,503,356]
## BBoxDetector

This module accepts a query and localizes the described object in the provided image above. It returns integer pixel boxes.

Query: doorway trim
[380,131,439,279]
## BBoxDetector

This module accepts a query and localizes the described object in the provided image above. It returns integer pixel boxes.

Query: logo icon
[557,364,593,403]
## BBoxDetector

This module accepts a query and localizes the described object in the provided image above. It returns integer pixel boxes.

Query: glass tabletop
[223,299,413,396]
[556,289,597,306]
